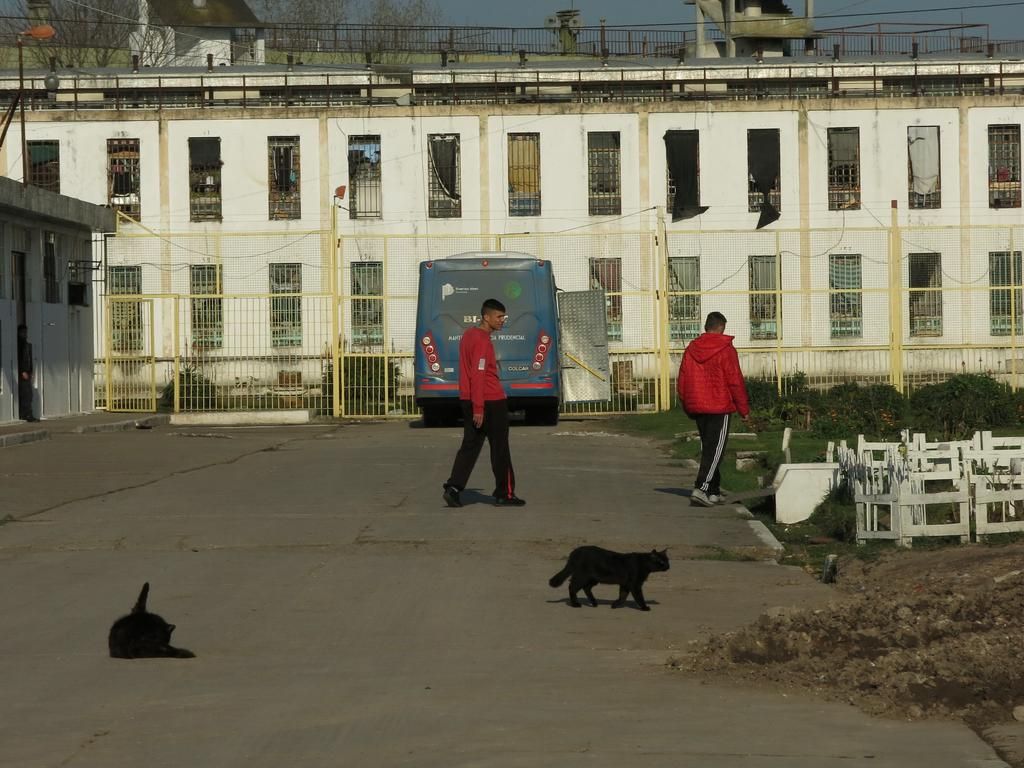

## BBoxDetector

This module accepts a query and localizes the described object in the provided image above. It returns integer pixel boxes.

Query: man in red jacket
[677,311,750,507]
[443,298,526,508]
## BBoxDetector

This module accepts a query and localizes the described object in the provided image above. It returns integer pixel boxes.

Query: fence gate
[104,296,157,412]
[557,289,612,404]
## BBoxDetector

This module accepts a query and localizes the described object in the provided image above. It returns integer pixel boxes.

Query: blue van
[415,254,561,426]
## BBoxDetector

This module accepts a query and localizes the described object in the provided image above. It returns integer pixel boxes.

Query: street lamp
[0,24,58,186]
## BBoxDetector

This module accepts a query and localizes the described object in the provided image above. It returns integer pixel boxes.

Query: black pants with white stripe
[693,412,730,495]
[447,399,516,499]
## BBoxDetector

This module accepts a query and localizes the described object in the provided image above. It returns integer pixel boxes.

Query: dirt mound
[679,543,1024,727]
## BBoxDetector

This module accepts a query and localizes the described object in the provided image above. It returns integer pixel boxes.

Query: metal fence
[95,221,1024,418]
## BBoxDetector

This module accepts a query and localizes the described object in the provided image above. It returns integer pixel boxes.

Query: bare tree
[255,0,352,53]
[3,0,173,68]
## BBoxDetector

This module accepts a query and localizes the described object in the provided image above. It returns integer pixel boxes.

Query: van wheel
[526,404,560,426]
[422,406,442,428]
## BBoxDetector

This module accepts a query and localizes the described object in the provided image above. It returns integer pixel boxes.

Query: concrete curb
[73,415,170,434]
[170,410,312,426]
[0,429,48,448]
[733,502,786,557]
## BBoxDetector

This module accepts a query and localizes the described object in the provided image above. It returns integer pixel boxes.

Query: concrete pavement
[0,420,1008,767]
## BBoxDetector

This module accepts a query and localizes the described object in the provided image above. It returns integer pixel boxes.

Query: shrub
[909,374,1020,440]
[811,382,906,438]
[160,362,218,411]
[808,479,857,542]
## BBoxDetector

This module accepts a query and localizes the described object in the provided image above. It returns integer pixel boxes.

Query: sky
[435,1,1024,40]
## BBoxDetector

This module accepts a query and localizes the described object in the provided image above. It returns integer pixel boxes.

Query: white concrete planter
[772,463,841,524]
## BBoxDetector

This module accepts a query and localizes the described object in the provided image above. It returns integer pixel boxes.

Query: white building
[2,50,1024,403]
[134,0,266,67]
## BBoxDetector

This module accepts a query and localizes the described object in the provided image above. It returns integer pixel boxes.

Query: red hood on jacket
[685,332,736,363]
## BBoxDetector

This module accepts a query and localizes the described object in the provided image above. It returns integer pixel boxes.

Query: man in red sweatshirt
[443,298,526,508]
[677,311,750,507]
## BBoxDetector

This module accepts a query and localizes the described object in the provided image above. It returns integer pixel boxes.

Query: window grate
[508,133,541,216]
[587,131,621,216]
[909,252,943,337]
[589,257,622,341]
[268,137,301,220]
[988,125,1021,209]
[427,134,461,218]
[189,137,222,222]
[190,264,223,348]
[108,265,143,352]
[107,138,141,220]
[827,127,861,211]
[351,261,384,346]
[27,140,59,193]
[829,253,863,338]
[668,256,700,343]
[908,127,941,209]
[269,263,302,347]
[749,254,778,340]
[43,234,60,304]
[747,128,781,214]
[349,135,382,219]
[990,251,1023,336]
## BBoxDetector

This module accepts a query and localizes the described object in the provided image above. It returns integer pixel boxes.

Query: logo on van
[441,283,479,302]
[504,281,522,300]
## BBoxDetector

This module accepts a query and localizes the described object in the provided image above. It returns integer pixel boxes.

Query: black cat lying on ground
[549,546,670,611]
[108,583,195,659]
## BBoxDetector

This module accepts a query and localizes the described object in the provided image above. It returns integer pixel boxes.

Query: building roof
[148,0,266,29]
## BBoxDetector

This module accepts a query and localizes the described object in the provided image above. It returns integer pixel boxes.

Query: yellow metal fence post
[775,230,783,395]
[330,204,341,418]
[1011,227,1018,391]
[889,202,905,393]
[656,208,671,411]
[104,296,113,411]
[173,295,180,413]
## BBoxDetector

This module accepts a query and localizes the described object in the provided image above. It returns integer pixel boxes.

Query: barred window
[107,138,141,220]
[988,125,1021,209]
[588,131,621,216]
[668,256,700,343]
[508,133,541,217]
[269,263,302,347]
[829,253,863,339]
[827,127,860,211]
[747,129,781,214]
[908,127,941,210]
[268,137,301,220]
[351,261,383,346]
[909,252,943,337]
[108,265,143,352]
[190,264,223,349]
[43,233,60,304]
[348,136,382,219]
[427,134,461,218]
[189,137,222,222]
[589,257,622,342]
[27,140,59,193]
[990,251,1024,336]
[749,255,778,340]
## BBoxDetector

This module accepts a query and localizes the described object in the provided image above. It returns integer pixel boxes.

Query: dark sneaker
[494,495,526,507]
[442,485,463,508]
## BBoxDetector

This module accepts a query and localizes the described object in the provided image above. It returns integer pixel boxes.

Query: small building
[0,178,115,423]
[134,0,267,67]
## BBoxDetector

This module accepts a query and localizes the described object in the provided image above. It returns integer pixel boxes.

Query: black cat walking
[108,583,195,659]
[549,546,670,611]
[442,298,526,508]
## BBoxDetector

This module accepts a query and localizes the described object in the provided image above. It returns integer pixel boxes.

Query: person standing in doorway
[442,298,526,508]
[677,312,750,507]
[17,324,36,422]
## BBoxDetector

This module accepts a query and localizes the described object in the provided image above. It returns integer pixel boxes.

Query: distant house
[133,0,267,67]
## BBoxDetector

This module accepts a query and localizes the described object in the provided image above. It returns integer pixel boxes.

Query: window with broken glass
[268,137,301,220]
[427,134,461,218]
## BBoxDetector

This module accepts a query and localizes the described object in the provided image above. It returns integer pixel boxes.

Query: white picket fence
[840,431,1024,547]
